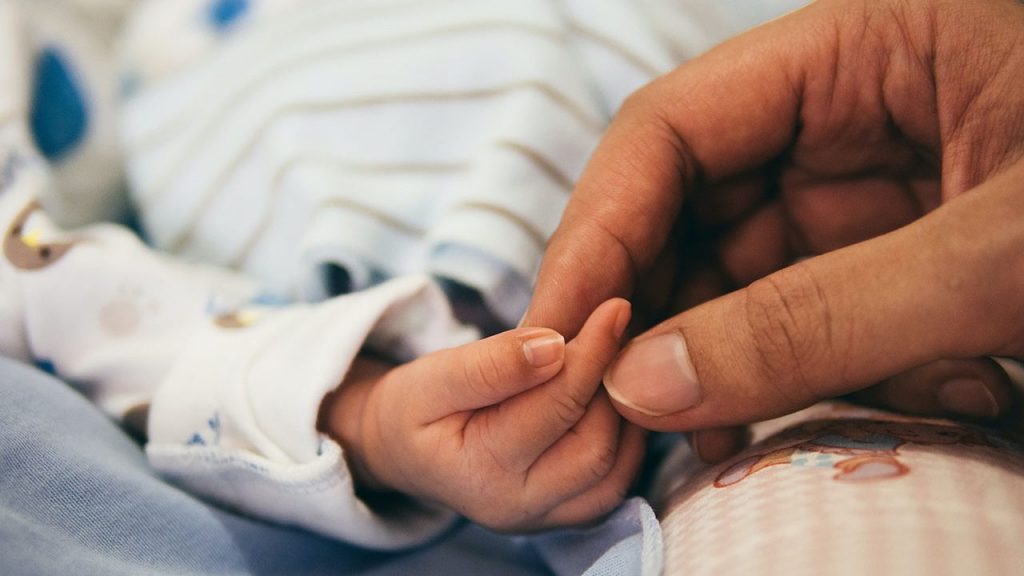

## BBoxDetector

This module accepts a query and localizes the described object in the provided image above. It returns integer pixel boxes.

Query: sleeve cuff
[146,275,477,549]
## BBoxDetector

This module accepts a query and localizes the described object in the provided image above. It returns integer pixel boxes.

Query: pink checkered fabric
[658,403,1024,576]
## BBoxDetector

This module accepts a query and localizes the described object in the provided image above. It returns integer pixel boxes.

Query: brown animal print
[4,201,75,270]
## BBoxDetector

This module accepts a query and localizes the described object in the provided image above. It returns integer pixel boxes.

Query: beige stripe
[239,193,549,274]
[493,139,574,192]
[566,21,663,78]
[127,0,481,130]
[129,19,576,150]
[231,140,572,265]
[449,200,548,251]
[269,197,547,266]
[230,156,462,266]
[316,195,427,237]
[154,81,595,253]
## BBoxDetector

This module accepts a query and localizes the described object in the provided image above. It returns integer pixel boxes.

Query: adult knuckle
[743,263,837,400]
[619,83,656,117]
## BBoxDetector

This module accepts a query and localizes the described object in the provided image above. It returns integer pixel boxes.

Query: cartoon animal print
[206,292,285,329]
[186,412,222,446]
[213,309,259,329]
[0,151,30,194]
[714,419,993,488]
[123,403,150,440]
[3,201,76,270]
[98,286,161,337]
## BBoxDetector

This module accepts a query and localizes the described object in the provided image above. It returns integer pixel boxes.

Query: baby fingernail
[613,301,632,341]
[604,331,701,416]
[522,330,565,368]
[938,379,1000,419]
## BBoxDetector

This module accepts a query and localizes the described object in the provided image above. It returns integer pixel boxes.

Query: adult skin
[523,0,1024,460]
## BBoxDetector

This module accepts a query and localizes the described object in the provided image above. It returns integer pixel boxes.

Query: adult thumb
[602,166,1024,430]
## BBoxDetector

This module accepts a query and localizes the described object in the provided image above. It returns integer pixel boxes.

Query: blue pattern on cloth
[185,412,222,446]
[533,498,663,576]
[207,0,250,31]
[0,151,30,194]
[30,47,89,161]
[33,358,57,376]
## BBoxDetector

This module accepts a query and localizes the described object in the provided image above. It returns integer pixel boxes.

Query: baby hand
[322,299,644,532]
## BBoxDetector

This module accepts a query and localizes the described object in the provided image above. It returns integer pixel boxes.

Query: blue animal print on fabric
[0,151,27,194]
[186,412,222,446]
[34,358,57,376]
[251,292,290,307]
[207,0,250,31]
[30,47,89,161]
[118,70,141,99]
[208,412,222,441]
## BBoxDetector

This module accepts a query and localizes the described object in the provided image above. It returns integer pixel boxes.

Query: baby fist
[340,299,645,532]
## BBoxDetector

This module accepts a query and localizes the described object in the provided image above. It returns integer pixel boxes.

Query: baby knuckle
[549,391,589,428]
[476,501,539,533]
[474,510,512,532]
[475,417,522,474]
[464,347,507,397]
[595,482,629,515]
[576,484,629,526]
[470,504,505,530]
[582,442,618,481]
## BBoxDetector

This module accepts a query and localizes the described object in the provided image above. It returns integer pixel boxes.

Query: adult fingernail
[604,331,701,416]
[522,330,565,368]
[937,379,1000,419]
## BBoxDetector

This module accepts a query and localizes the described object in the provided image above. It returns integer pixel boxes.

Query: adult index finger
[522,3,820,336]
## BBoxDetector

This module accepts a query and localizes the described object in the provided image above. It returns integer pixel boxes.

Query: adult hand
[523,0,1024,459]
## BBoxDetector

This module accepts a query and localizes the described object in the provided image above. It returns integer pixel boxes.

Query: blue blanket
[0,358,661,575]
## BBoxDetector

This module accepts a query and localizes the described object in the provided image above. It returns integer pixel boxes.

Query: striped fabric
[117,0,753,325]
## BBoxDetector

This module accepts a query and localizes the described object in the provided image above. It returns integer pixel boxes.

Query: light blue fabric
[534,498,662,576]
[0,358,657,575]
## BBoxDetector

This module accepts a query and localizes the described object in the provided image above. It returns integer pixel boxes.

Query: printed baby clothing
[2,3,477,547]
[117,0,644,324]
[0,133,477,547]
[2,0,811,549]
[115,0,807,324]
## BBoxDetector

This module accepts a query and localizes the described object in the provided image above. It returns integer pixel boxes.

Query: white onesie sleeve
[0,147,472,547]
[0,1,473,548]
[147,276,474,549]
[0,122,472,551]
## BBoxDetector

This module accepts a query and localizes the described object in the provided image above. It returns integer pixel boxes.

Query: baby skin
[318,299,645,532]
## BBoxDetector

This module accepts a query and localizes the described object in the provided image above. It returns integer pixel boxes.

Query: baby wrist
[317,359,391,493]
